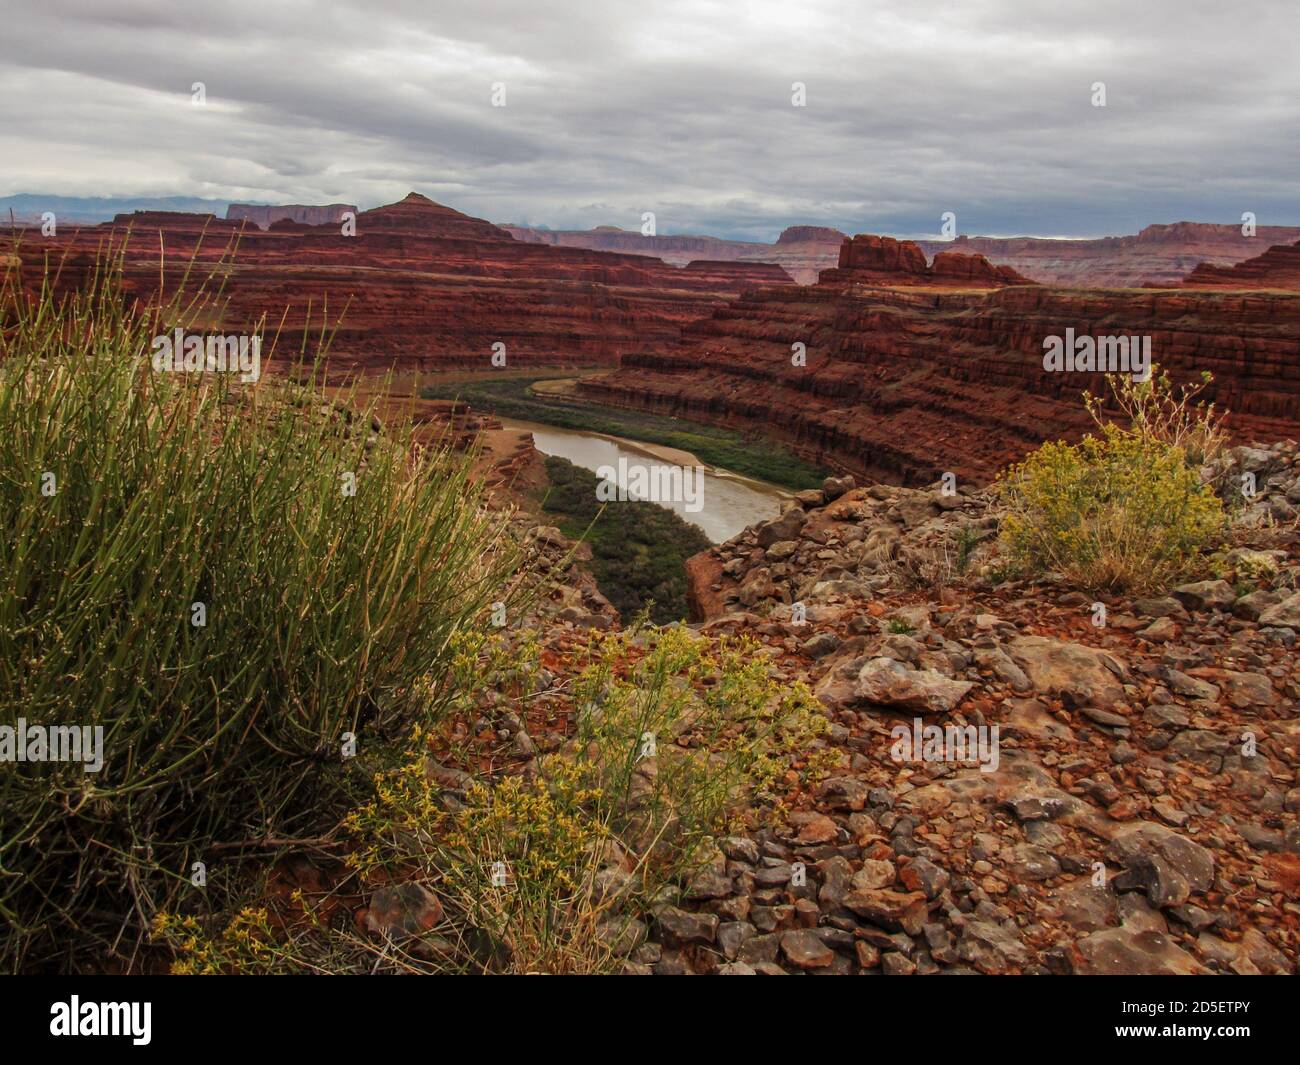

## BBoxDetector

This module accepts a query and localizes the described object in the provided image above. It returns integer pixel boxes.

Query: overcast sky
[2,0,1297,241]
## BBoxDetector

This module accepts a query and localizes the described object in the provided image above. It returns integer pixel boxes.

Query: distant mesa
[501,221,844,284]
[108,210,241,230]
[775,225,846,245]
[821,234,1035,287]
[227,203,358,229]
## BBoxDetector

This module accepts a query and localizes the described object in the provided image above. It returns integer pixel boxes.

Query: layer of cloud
[2,0,1297,240]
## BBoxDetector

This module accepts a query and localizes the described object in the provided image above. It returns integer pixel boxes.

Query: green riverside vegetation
[539,455,711,623]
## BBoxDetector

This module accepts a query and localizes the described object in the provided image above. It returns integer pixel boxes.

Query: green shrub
[993,382,1227,600]
[954,526,980,575]
[0,253,519,971]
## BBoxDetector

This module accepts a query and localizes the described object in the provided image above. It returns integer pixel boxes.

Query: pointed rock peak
[358,193,511,241]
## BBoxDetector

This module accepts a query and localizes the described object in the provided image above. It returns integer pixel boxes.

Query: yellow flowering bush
[997,419,1225,594]
[153,909,283,975]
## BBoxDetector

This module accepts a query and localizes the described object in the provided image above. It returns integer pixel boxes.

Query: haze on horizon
[2,0,1297,242]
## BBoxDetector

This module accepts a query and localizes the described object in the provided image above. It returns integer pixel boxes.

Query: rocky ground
[474,439,1300,975]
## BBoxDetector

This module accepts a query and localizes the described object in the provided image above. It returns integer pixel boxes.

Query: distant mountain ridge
[10,192,1300,288]
[1,194,246,224]
[227,203,357,229]
[503,223,846,284]
[915,223,1300,287]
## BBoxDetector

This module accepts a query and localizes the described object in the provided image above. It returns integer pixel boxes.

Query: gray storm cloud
[1,0,1297,240]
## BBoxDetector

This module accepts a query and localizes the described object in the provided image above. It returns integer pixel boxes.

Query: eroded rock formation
[821,235,1035,287]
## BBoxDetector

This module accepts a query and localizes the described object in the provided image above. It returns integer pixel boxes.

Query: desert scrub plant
[888,540,957,595]
[1084,366,1226,469]
[568,625,833,871]
[953,525,980,575]
[153,907,300,976]
[408,626,830,972]
[0,251,522,972]
[997,372,1226,594]
[167,625,836,974]
[162,754,622,975]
